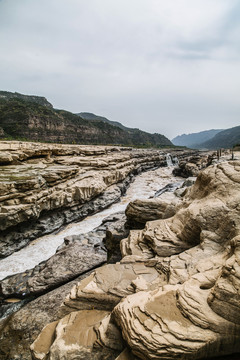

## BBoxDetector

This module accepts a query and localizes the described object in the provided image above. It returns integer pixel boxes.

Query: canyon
[0,141,239,360]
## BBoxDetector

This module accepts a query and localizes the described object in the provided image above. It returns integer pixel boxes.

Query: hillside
[78,112,129,131]
[198,125,240,149]
[172,129,223,148]
[0,92,172,147]
[0,90,52,108]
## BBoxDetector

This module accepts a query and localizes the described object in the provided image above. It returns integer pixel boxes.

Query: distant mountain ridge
[172,129,223,149]
[0,91,172,147]
[199,126,240,149]
[78,112,131,131]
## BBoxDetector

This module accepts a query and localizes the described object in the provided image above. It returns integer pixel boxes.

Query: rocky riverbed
[30,159,240,360]
[0,165,184,280]
[1,142,237,360]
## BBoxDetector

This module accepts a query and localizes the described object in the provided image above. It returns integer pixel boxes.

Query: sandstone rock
[173,152,214,178]
[0,270,94,360]
[30,310,120,360]
[59,260,164,317]
[125,196,179,229]
[0,141,172,257]
[0,183,123,258]
[115,348,140,360]
[208,235,240,325]
[33,160,240,360]
[0,211,130,302]
[30,309,124,360]
[113,161,240,359]
[0,151,13,164]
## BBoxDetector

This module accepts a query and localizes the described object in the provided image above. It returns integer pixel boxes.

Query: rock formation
[0,141,173,257]
[30,160,240,359]
[173,151,214,177]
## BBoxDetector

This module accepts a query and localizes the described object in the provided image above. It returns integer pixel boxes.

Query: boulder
[125,196,179,229]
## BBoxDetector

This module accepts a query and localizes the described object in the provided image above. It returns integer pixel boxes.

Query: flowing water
[0,166,182,280]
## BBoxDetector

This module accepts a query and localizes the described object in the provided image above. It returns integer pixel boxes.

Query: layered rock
[173,151,214,177]
[31,160,240,359]
[0,213,128,301]
[0,141,172,257]
[0,239,107,299]
[113,161,240,359]
[125,195,180,229]
[30,310,121,360]
[0,270,95,360]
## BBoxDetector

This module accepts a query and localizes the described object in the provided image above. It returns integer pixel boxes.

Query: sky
[0,0,240,139]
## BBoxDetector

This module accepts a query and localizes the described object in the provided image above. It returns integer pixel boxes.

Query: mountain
[0,91,172,147]
[78,112,172,146]
[78,112,129,131]
[172,129,223,149]
[0,90,52,108]
[198,125,240,149]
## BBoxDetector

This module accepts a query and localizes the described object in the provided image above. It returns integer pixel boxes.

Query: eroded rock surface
[0,141,172,257]
[0,213,129,301]
[32,161,240,359]
[125,195,180,229]
[173,151,214,177]
[0,270,94,360]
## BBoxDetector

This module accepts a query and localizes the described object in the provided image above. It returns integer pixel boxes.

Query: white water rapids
[0,166,181,280]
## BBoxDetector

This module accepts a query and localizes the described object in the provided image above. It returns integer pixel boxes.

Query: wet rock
[0,241,107,300]
[103,212,129,263]
[0,211,130,302]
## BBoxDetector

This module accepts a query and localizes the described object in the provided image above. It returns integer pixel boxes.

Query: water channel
[0,165,182,280]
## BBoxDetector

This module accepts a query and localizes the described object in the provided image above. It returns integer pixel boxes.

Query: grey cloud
[0,0,239,139]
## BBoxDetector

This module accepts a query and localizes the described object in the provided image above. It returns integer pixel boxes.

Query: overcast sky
[0,0,240,139]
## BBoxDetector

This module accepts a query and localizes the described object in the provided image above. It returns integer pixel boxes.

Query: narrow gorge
[0,141,239,360]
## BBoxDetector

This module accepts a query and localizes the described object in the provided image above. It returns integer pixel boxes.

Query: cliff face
[0,92,172,147]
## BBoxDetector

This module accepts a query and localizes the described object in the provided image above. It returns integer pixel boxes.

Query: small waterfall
[172,156,179,165]
[166,153,173,166]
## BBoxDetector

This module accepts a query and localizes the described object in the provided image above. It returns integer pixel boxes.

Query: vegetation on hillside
[0,93,172,147]
[0,91,52,108]
[199,126,240,149]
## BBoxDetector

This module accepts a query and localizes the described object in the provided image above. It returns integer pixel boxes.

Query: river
[0,165,182,280]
